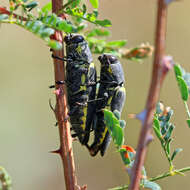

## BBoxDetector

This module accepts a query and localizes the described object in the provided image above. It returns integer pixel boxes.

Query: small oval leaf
[119,120,126,129]
[153,125,163,142]
[104,109,124,147]
[112,124,124,147]
[171,148,183,161]
[113,110,121,120]
[174,64,182,78]
[153,118,161,132]
[177,76,189,101]
[106,40,127,48]
[95,19,112,27]
[166,138,172,155]
[26,1,38,11]
[164,124,174,142]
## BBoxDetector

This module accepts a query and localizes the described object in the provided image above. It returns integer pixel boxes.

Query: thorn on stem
[161,56,174,74]
[129,110,147,125]
[49,149,61,154]
[49,99,55,112]
[144,134,154,147]
[80,184,87,190]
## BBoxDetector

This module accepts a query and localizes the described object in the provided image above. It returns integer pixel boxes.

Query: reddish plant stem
[51,0,78,190]
[129,1,168,189]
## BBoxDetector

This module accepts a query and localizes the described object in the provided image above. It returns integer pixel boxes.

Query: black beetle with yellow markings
[88,54,126,156]
[64,34,97,145]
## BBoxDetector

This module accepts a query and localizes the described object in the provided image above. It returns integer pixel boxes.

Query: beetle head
[98,54,117,65]
[64,34,85,45]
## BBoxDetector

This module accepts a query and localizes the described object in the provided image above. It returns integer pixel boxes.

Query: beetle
[64,34,97,145]
[88,53,126,156]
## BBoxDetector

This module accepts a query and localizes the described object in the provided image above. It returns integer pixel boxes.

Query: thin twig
[109,167,190,190]
[128,0,169,189]
[51,0,78,190]
[149,167,190,181]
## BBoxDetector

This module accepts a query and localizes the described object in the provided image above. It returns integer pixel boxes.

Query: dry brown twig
[51,0,82,190]
[128,0,175,189]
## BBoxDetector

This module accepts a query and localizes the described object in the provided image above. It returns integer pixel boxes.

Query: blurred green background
[0,0,190,189]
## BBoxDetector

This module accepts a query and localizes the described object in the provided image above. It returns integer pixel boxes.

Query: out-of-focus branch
[128,0,171,189]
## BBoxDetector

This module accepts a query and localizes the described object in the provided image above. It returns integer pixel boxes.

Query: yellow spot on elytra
[81,106,87,131]
[81,74,86,84]
[76,45,82,54]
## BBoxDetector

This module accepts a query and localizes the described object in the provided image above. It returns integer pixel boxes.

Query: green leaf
[31,20,43,33]
[48,40,62,50]
[40,28,54,37]
[119,120,126,129]
[0,14,9,21]
[153,118,161,132]
[106,40,127,48]
[186,119,190,128]
[174,64,182,78]
[104,109,120,131]
[57,20,73,32]
[82,4,87,13]
[166,138,172,155]
[25,1,38,11]
[104,109,124,147]
[93,9,98,18]
[171,148,183,161]
[67,0,81,8]
[153,125,163,142]
[113,124,124,147]
[156,102,164,114]
[89,0,99,9]
[177,76,189,101]
[143,180,161,190]
[86,28,110,37]
[164,124,174,142]
[41,2,52,12]
[95,19,112,27]
[165,109,173,122]
[113,110,121,120]
[120,148,131,165]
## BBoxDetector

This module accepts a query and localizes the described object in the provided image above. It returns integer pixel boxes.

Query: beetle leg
[49,80,66,89]
[51,54,69,61]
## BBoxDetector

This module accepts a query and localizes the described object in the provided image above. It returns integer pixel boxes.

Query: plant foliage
[0,0,153,60]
